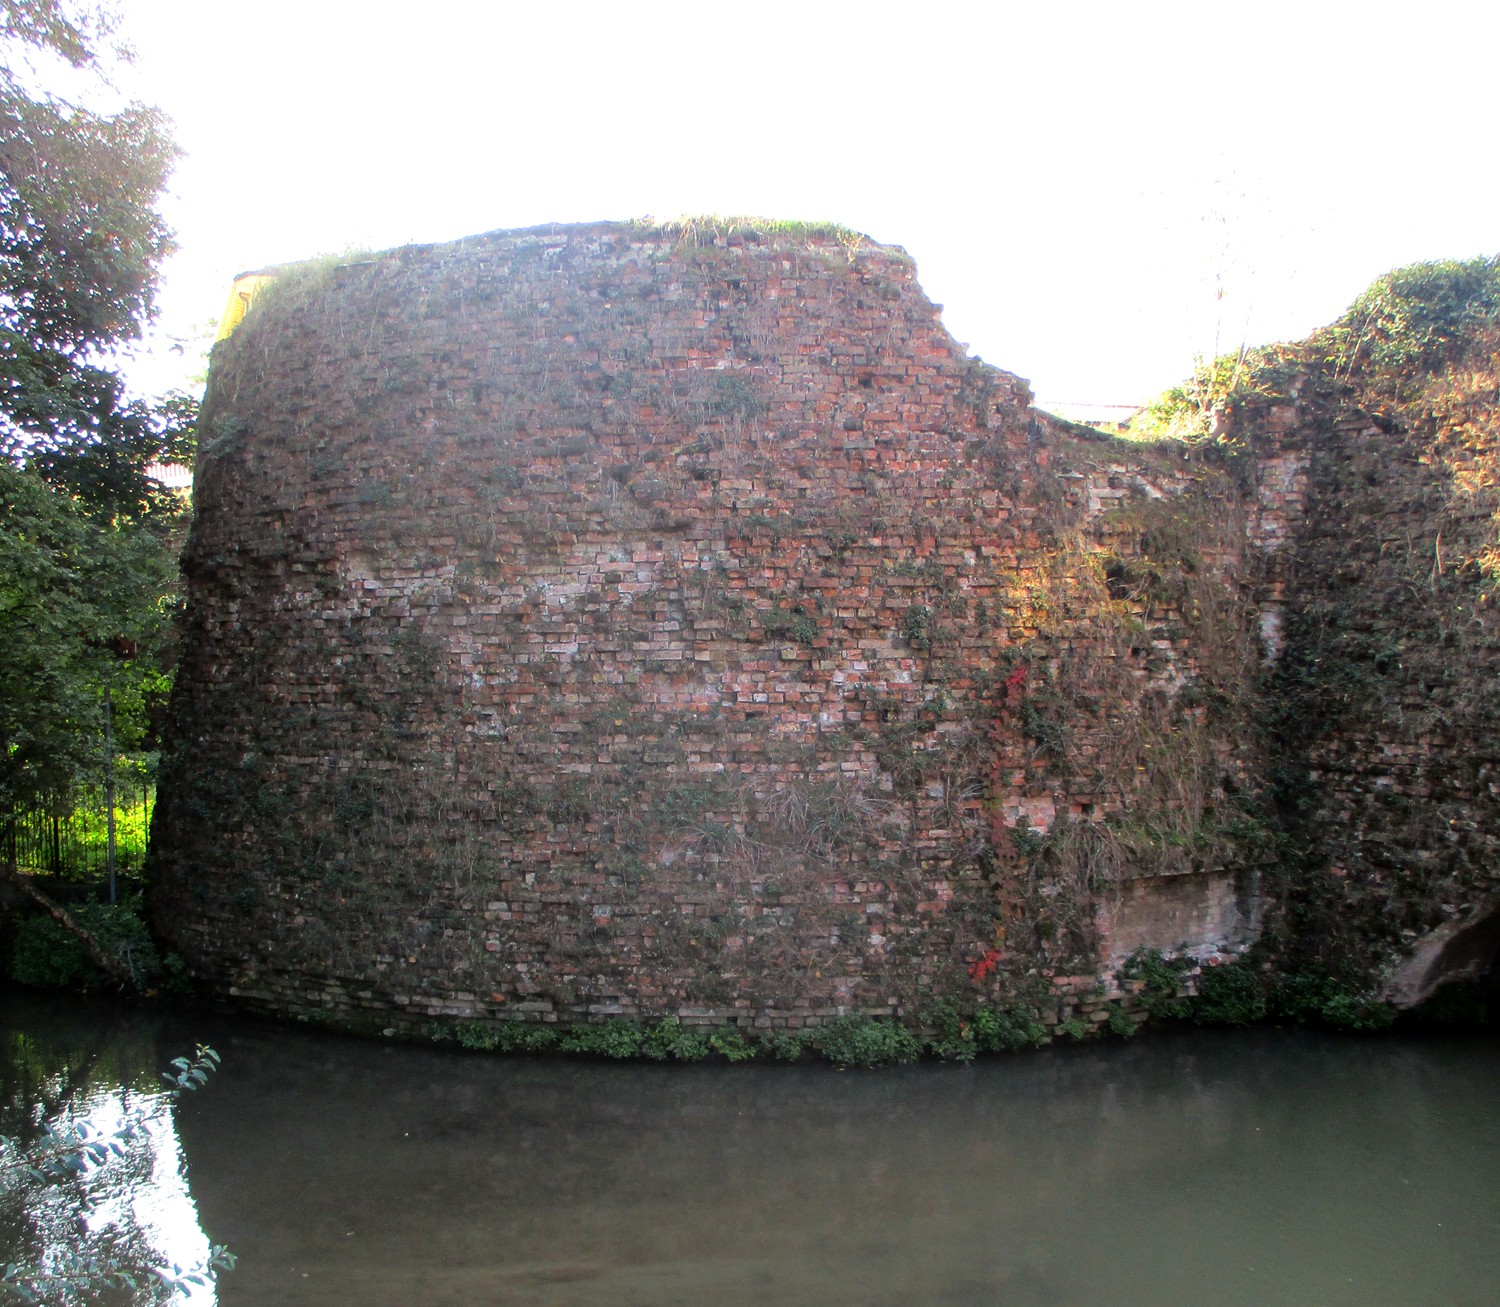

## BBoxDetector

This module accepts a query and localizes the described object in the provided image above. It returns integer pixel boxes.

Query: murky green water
[4,992,1499,1306]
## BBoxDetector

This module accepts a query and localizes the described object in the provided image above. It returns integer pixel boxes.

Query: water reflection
[5,993,1500,1307]
[0,996,217,1305]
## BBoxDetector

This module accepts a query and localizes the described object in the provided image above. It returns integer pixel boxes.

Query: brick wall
[151,222,1294,1034]
[1226,367,1500,1002]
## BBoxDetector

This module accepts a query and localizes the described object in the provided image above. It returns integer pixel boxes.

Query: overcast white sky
[114,0,1500,415]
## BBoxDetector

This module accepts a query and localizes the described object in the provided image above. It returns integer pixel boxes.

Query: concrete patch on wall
[1099,870,1258,971]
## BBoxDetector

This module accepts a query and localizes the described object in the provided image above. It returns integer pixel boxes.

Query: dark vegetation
[1,0,196,994]
[1277,261,1499,1000]
[1133,254,1500,1018]
[443,1004,1048,1069]
[0,0,195,804]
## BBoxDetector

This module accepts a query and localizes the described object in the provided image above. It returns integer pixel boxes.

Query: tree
[0,0,193,830]
[0,459,178,812]
[0,0,186,481]
[0,1,109,68]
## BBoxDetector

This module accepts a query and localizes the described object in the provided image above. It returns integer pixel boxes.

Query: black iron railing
[3,784,154,880]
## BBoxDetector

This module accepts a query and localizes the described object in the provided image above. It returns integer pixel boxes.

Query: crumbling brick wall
[1229,366,1500,1003]
[151,222,1283,1033]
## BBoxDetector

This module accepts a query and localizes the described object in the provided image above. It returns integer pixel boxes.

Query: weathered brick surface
[151,223,1286,1032]
[1225,373,1500,1002]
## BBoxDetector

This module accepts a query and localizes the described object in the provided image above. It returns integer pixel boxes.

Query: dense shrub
[1335,255,1500,374]
[640,1018,711,1062]
[971,1005,1049,1052]
[810,1016,922,1068]
[1192,960,1268,1026]
[1272,971,1395,1032]
[9,898,162,990]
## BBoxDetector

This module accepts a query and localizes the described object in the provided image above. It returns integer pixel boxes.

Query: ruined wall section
[1241,359,1500,1001]
[153,223,1269,1033]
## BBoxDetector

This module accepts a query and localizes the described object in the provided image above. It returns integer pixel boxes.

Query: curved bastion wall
[150,221,1292,1034]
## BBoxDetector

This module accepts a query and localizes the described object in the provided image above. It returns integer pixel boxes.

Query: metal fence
[3,784,155,879]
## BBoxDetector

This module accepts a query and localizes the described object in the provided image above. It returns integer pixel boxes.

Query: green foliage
[1272,971,1395,1032]
[1191,959,1268,1026]
[8,896,162,989]
[1121,948,1194,1021]
[809,1016,922,1068]
[1018,698,1071,757]
[1313,990,1397,1033]
[158,950,193,995]
[160,1044,221,1095]
[1055,1016,1094,1042]
[238,246,375,321]
[0,461,183,812]
[1130,344,1301,444]
[919,1001,1053,1060]
[0,0,112,65]
[901,603,932,650]
[490,1020,559,1054]
[10,783,155,877]
[758,1029,809,1062]
[1135,255,1500,454]
[0,0,189,485]
[1006,819,1049,859]
[761,605,819,645]
[454,1022,501,1051]
[328,1014,818,1065]
[640,1018,711,1063]
[0,0,193,820]
[1105,1004,1136,1038]
[971,1005,1050,1053]
[1331,255,1500,376]
[445,1010,1070,1066]
[922,1001,978,1062]
[629,214,865,249]
[9,913,88,989]
[707,1028,757,1063]
[0,1043,234,1302]
[708,372,767,421]
[559,1020,645,1059]
[0,53,173,360]
[453,1020,729,1062]
[1122,948,1393,1033]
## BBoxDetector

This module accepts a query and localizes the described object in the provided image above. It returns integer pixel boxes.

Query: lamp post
[104,683,115,905]
[103,637,136,906]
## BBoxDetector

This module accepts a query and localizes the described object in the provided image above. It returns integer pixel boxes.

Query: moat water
[4,991,1499,1307]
